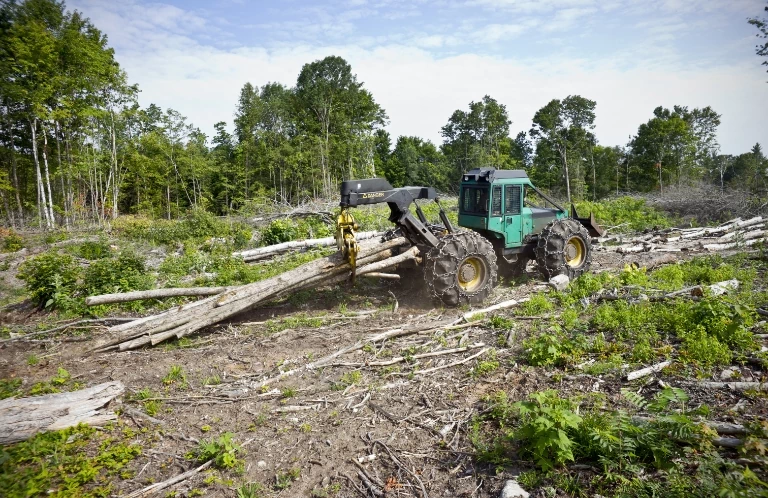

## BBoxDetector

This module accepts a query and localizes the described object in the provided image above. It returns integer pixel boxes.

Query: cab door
[503,184,523,246]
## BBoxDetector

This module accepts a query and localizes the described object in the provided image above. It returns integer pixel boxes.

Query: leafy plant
[512,390,583,470]
[17,251,80,309]
[236,482,266,498]
[194,433,243,471]
[1,229,23,252]
[0,424,141,498]
[0,378,22,400]
[83,250,153,296]
[72,240,111,260]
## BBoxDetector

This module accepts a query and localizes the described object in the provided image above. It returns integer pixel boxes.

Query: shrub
[17,251,80,308]
[1,229,23,252]
[518,293,553,316]
[83,251,153,296]
[575,197,674,232]
[71,239,111,260]
[261,219,297,246]
[523,327,586,367]
[112,211,252,248]
[513,390,582,470]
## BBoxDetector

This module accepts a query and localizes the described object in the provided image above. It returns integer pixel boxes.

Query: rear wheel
[423,232,497,307]
[534,219,592,280]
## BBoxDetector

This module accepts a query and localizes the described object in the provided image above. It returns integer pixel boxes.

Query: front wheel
[534,219,592,280]
[423,232,498,307]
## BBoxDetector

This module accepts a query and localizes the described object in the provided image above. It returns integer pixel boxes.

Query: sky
[68,0,768,154]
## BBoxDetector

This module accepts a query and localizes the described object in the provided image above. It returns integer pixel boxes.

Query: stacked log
[91,237,417,352]
[233,231,382,262]
[600,216,765,254]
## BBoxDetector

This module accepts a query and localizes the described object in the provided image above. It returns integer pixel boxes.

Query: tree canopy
[0,0,764,229]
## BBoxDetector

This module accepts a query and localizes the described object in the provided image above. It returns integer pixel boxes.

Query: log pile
[233,231,382,262]
[600,216,765,254]
[91,237,417,352]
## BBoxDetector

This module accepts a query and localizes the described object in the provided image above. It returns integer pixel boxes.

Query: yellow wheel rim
[457,256,486,291]
[565,236,586,267]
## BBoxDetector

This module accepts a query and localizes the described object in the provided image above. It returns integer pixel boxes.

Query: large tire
[423,232,498,307]
[534,219,592,280]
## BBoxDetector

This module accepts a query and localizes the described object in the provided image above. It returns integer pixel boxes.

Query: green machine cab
[458,167,604,278]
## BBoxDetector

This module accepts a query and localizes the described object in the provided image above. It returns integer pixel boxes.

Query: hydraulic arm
[335,178,453,274]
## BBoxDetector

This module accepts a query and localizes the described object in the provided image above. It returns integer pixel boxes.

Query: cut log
[0,381,124,445]
[86,287,233,306]
[361,272,400,280]
[452,298,527,325]
[626,360,671,381]
[233,231,382,261]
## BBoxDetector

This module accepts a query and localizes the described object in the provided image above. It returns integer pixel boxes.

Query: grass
[163,365,187,387]
[0,423,142,498]
[274,467,301,490]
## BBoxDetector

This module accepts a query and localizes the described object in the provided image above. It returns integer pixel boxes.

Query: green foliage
[470,350,500,378]
[274,467,301,490]
[332,370,362,390]
[133,388,160,415]
[163,365,186,387]
[112,211,252,248]
[575,197,674,232]
[194,433,243,471]
[83,251,153,296]
[513,390,583,470]
[0,378,22,400]
[489,315,515,330]
[17,251,80,309]
[518,293,554,316]
[523,326,591,367]
[236,482,266,498]
[71,240,111,260]
[0,424,141,498]
[261,219,297,245]
[475,387,766,495]
[260,217,333,246]
[2,229,24,252]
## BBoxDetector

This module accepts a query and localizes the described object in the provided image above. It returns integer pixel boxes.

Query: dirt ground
[1,248,765,497]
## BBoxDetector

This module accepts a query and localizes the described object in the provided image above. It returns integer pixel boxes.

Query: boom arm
[339,178,445,248]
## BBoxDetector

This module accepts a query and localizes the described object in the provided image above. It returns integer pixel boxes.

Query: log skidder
[337,168,603,307]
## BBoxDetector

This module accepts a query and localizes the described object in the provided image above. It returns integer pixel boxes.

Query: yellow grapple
[335,208,360,281]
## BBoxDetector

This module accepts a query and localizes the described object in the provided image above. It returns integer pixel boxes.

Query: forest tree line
[1,0,767,229]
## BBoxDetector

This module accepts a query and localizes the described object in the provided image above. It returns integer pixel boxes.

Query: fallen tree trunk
[90,237,417,352]
[85,287,233,306]
[626,360,671,381]
[0,381,124,445]
[233,231,382,262]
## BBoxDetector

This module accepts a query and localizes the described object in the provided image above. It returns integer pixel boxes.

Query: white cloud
[71,0,768,155]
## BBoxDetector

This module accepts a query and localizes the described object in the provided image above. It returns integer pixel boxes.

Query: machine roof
[462,168,529,182]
